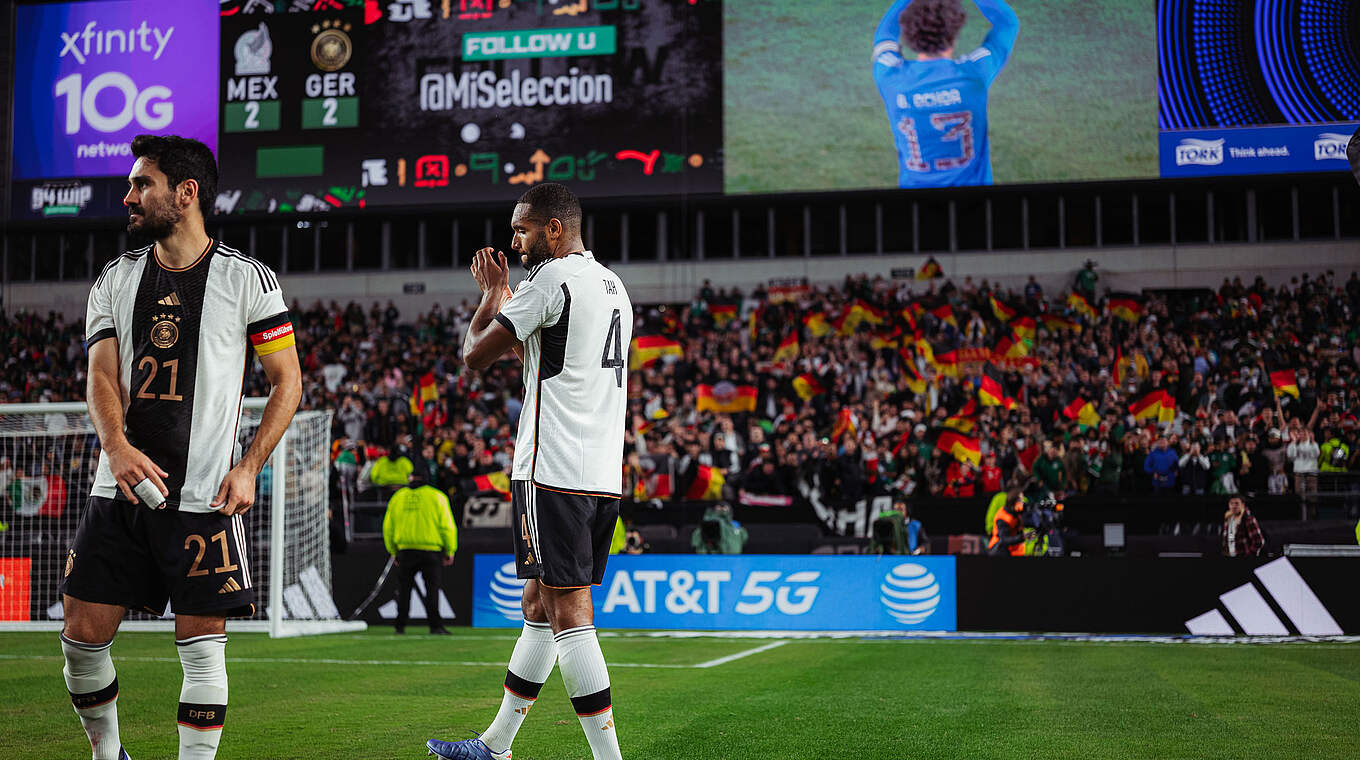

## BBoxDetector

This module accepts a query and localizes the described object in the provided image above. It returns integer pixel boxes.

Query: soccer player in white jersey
[428,183,631,760]
[60,135,301,760]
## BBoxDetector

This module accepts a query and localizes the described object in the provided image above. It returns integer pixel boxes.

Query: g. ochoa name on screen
[420,68,613,111]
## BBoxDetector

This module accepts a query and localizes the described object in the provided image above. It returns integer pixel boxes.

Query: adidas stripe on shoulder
[94,246,152,288]
[217,244,279,294]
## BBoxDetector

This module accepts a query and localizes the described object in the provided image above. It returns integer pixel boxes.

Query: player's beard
[520,236,554,270]
[126,195,182,240]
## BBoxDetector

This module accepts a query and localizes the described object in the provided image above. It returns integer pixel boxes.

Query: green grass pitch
[724,0,1158,193]
[3,630,1357,759]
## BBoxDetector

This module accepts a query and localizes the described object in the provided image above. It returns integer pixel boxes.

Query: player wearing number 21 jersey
[873,0,1019,187]
[61,135,300,760]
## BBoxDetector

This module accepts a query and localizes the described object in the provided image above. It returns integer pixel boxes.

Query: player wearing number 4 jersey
[61,135,301,760]
[873,0,1019,187]
[428,183,629,760]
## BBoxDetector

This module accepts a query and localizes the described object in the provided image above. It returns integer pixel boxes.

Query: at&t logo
[880,563,941,625]
[489,560,527,621]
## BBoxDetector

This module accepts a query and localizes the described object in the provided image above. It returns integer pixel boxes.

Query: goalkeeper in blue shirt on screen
[873,0,1019,188]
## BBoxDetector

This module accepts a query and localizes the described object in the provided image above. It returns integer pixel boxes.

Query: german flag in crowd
[929,337,960,376]
[899,350,928,394]
[831,407,858,441]
[1039,313,1081,333]
[944,413,976,435]
[978,364,1008,407]
[629,335,683,370]
[710,303,738,327]
[1108,292,1145,323]
[837,300,886,335]
[792,373,826,401]
[931,428,981,466]
[989,295,1016,322]
[637,409,669,437]
[696,383,758,413]
[774,332,799,363]
[1270,369,1300,398]
[409,372,439,415]
[913,334,934,366]
[472,471,512,501]
[898,307,918,331]
[1011,316,1036,341]
[930,303,958,328]
[1158,391,1176,423]
[684,464,725,501]
[993,333,1028,359]
[1129,390,1166,421]
[1067,292,1096,320]
[870,327,903,350]
[917,257,943,280]
[1063,398,1100,427]
[659,308,681,335]
[803,311,832,337]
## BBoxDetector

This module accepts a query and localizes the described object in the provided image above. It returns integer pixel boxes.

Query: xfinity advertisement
[11,0,219,180]
[472,554,958,632]
[10,0,219,220]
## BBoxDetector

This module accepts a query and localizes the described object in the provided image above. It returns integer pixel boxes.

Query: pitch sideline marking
[0,641,793,671]
[692,640,789,668]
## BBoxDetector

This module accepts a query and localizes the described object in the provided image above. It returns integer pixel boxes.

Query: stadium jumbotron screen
[8,0,1360,219]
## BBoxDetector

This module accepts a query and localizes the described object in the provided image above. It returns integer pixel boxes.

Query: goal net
[0,399,365,637]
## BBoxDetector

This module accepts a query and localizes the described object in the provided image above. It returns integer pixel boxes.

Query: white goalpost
[0,399,365,637]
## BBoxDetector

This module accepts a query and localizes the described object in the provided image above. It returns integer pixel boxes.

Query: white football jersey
[84,241,294,513]
[495,251,631,496]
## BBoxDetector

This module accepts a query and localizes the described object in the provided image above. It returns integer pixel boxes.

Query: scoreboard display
[214,0,722,215]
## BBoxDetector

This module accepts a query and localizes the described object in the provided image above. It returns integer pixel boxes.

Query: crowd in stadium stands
[2,264,1359,528]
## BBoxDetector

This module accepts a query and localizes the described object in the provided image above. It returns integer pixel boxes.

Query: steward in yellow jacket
[382,463,457,634]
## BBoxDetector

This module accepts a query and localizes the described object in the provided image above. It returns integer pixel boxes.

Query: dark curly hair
[130,134,218,219]
[900,0,967,56]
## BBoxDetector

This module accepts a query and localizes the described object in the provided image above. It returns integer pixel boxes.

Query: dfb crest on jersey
[151,313,181,349]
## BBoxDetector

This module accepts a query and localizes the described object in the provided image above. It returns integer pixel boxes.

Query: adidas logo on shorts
[218,578,242,594]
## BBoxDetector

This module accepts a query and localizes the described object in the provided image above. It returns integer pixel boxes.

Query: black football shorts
[61,495,256,618]
[511,480,619,589]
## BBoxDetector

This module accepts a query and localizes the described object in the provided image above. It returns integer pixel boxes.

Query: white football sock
[480,620,556,757]
[61,634,122,760]
[176,635,228,760]
[555,626,621,760]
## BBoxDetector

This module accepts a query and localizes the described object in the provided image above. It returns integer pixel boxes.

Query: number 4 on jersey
[601,308,624,388]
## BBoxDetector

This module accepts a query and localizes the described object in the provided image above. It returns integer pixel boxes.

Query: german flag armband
[247,312,295,357]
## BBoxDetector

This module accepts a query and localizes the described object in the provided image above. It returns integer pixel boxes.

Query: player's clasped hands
[470,247,512,298]
[107,441,169,509]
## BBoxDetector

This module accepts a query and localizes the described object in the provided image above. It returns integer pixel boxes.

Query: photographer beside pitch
[428,183,631,760]
[60,135,300,760]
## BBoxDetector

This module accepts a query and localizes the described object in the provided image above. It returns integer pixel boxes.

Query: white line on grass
[692,640,788,668]
[0,653,691,669]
